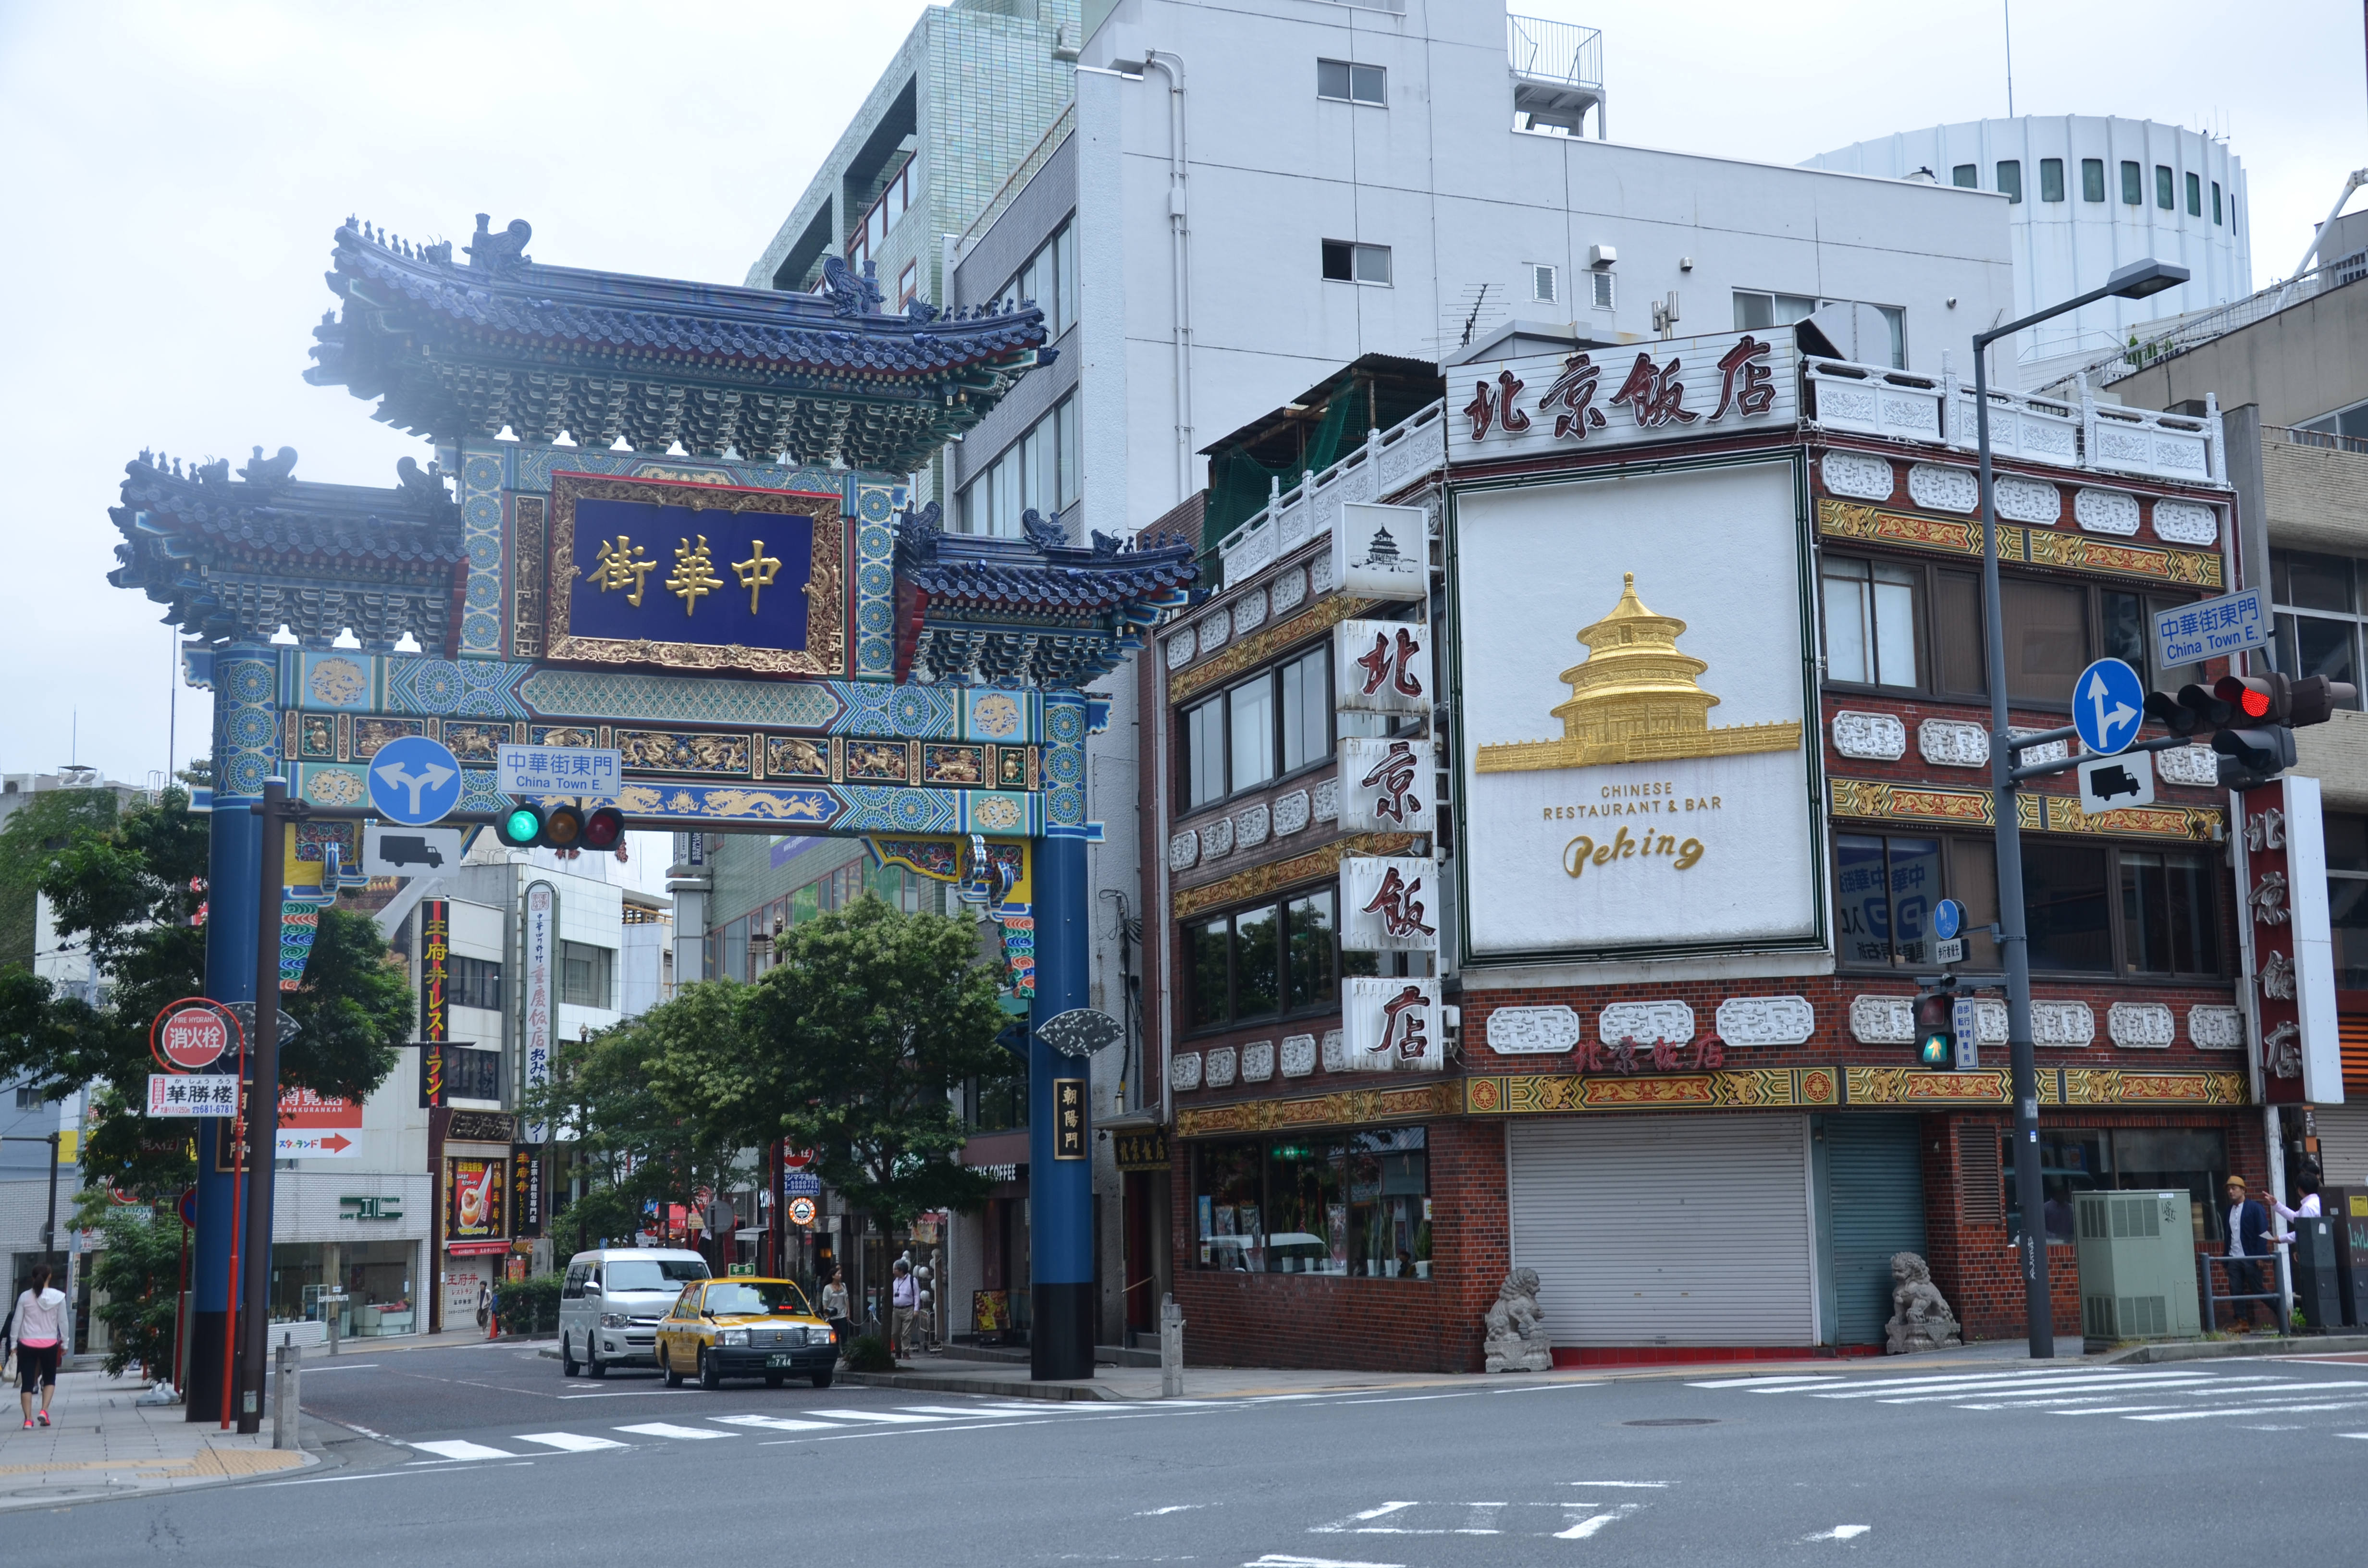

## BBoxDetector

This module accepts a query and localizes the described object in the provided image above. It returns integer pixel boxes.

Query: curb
[838,1370,1112,1402]
[2104,1332,2368,1364]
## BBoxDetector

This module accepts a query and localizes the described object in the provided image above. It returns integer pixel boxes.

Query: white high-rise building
[1804,117,2251,376]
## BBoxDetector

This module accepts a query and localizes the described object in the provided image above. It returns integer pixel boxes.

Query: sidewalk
[0,1371,313,1511]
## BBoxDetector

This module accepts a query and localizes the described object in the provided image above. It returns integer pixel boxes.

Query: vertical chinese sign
[523,882,556,1141]
[510,1144,543,1238]
[1053,1079,1086,1160]
[2237,776,2342,1103]
[419,898,449,1109]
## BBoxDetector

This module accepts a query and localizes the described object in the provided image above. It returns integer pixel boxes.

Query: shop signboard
[418,1041,445,1108]
[446,1110,518,1143]
[444,1156,509,1243]
[522,882,556,1142]
[1112,1128,1170,1171]
[1336,736,1432,836]
[147,1074,239,1117]
[1452,459,1818,961]
[278,1086,362,1158]
[1332,502,1428,602]
[1341,855,1440,952]
[2237,775,2343,1104]
[1342,976,1444,1072]
[510,1144,544,1238]
[419,899,450,1043]
[1334,618,1432,717]
[1053,1079,1086,1160]
[1448,328,1797,464]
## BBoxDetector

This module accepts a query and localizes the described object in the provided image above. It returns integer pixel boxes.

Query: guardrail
[1507,13,1602,88]
[1211,400,1446,590]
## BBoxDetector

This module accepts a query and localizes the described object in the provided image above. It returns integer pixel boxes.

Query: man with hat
[2222,1176,2274,1332]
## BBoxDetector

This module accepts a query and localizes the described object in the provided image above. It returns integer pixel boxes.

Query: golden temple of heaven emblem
[1475,573,1801,772]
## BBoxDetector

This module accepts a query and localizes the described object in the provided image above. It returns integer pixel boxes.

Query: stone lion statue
[1885,1251,1961,1355]
[1483,1267,1552,1373]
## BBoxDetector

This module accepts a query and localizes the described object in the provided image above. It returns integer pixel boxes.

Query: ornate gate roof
[303,215,1049,470]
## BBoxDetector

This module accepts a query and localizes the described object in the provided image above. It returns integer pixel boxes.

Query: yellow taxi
[654,1277,839,1390]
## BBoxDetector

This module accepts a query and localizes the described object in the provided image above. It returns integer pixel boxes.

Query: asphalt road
[20,1343,2368,1565]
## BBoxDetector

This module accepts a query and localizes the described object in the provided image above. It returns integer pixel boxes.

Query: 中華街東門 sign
[1451,459,1821,961]
[545,473,846,676]
[445,1156,508,1242]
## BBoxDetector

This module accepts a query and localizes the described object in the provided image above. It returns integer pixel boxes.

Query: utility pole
[235,778,296,1435]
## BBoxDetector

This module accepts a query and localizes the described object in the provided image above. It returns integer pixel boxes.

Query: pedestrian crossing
[407,1400,1114,1463]
[1686,1361,2368,1431]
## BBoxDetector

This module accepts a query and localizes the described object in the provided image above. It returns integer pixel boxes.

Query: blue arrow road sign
[2072,657,2146,757]
[1933,898,1963,942]
[367,736,464,826]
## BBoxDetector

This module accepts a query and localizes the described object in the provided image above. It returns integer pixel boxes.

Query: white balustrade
[1217,400,1445,589]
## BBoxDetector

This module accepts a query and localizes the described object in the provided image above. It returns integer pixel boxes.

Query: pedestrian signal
[1914,987,1955,1069]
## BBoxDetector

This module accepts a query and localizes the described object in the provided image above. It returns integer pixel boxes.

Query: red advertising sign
[149,998,240,1073]
[278,1086,363,1157]
[420,899,450,1043]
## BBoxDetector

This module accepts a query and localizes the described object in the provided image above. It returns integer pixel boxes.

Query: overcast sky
[1,0,2360,801]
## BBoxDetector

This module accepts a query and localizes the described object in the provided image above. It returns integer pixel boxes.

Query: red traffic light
[2213,673,2287,723]
[581,807,626,850]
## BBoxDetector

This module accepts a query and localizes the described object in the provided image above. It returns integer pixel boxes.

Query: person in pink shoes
[12,1265,66,1428]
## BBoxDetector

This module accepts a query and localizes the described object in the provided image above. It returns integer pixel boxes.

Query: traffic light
[1914,986,1955,1069]
[2143,682,2230,737]
[494,800,625,850]
[2290,674,2358,727]
[2146,671,2357,790]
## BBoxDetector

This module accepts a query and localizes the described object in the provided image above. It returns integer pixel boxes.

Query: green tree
[0,786,123,970]
[72,1198,186,1378]
[530,1017,739,1254]
[0,788,412,1197]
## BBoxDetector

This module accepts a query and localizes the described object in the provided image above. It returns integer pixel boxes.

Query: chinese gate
[108,217,1192,1413]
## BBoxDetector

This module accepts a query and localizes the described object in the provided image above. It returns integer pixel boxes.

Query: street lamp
[1975,257,2189,1360]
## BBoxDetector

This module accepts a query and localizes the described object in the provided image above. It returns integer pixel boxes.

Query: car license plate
[765,1353,794,1368]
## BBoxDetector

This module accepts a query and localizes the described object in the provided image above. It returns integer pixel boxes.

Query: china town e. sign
[1449,328,1801,464]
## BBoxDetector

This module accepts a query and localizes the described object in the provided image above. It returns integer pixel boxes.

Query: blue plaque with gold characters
[545,472,846,676]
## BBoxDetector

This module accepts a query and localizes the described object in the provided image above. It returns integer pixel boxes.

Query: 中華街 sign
[1451,460,1821,960]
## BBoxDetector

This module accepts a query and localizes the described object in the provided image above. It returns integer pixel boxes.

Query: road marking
[711,1414,847,1432]
[1137,1504,1208,1515]
[1873,1376,2236,1404]
[1554,1506,1637,1539]
[1809,1525,1872,1540]
[1807,1372,2128,1399]
[1687,1375,1840,1388]
[613,1421,737,1439]
[2051,1406,2176,1416]
[1348,1503,1419,1522]
[1245,1557,1405,1568]
[2128,1401,2368,1421]
[512,1432,627,1452]
[410,1439,517,1460]
[2169,1380,2368,1398]
[556,1390,692,1400]
[898,1404,1109,1417]
[295,1362,380,1372]
[1562,1481,1669,1488]
[805,1408,947,1424]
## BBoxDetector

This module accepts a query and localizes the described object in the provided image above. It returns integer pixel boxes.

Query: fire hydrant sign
[150,997,238,1072]
[278,1086,364,1157]
[148,1074,240,1117]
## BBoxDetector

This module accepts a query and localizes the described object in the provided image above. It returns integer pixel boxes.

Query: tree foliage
[83,1203,187,1378]
[0,788,411,1197]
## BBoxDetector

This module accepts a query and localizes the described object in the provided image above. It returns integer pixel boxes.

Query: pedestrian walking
[819,1268,851,1350]
[890,1259,918,1359]
[13,1266,67,1429]
[2221,1177,2275,1332]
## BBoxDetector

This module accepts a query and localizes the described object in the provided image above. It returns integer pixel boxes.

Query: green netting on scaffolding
[1201,392,1362,551]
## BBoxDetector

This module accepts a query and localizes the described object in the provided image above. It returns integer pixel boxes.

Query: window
[1732,290,1819,331]
[846,159,912,274]
[2119,851,2221,976]
[813,860,865,912]
[1184,889,1344,1030]
[1322,240,1392,286]
[2325,813,2368,989]
[967,1066,1024,1131]
[1529,263,1557,304]
[2121,160,2142,205]
[2101,587,2206,693]
[1996,160,2022,204]
[2185,171,2202,217]
[1837,834,2000,971]
[1590,270,1614,311]
[444,1045,502,1102]
[2023,842,2111,972]
[1822,558,1919,688]
[560,940,613,1008]
[2270,548,2368,710]
[897,261,917,310]
[1952,164,1977,189]
[2001,1127,2229,1244]
[1192,1127,1429,1275]
[1004,220,1077,338]
[2212,181,2223,225]
[13,1083,45,1110]
[2039,158,2064,203]
[2156,164,2174,210]
[1999,577,2089,703]
[1180,645,1335,808]
[957,394,1079,537]
[2081,158,2105,202]
[448,956,503,1013]
[1316,59,1385,105]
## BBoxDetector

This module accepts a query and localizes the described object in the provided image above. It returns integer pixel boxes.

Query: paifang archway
[108,216,1194,1409]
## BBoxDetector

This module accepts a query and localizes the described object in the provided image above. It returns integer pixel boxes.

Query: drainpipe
[1143,50,1194,503]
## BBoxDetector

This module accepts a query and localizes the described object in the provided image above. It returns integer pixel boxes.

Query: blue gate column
[188,642,273,1421]
[1028,690,1094,1381]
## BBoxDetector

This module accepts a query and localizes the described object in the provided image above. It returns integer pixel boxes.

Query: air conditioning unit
[2074,1189,2202,1346]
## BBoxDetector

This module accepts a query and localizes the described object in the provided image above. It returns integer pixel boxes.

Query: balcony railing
[1211,400,1446,590]
[1508,14,1604,138]
[2036,249,2368,395]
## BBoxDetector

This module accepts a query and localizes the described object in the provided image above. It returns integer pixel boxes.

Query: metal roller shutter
[1507,1115,1815,1347]
[2316,1103,2368,1185]
[1821,1115,1928,1347]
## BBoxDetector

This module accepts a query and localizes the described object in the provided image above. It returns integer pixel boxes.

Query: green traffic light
[1919,1032,1951,1067]
[501,805,543,845]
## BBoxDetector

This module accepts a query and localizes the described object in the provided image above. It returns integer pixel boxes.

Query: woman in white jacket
[12,1264,67,1428]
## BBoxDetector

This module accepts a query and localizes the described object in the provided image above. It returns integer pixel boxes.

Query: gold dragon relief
[1475,573,1801,773]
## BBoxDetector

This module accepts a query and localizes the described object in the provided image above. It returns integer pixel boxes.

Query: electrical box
[2075,1189,2203,1345]
[2323,1186,2368,1326]
[2290,1214,2343,1331]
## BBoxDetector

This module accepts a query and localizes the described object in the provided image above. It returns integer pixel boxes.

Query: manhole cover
[1623,1417,1718,1427]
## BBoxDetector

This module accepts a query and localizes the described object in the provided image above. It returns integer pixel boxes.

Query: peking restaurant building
[1146,326,2263,1371]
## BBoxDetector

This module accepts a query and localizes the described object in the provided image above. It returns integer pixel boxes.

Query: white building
[1804,116,2251,375]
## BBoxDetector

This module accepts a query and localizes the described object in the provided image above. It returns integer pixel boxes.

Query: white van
[557,1248,711,1377]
